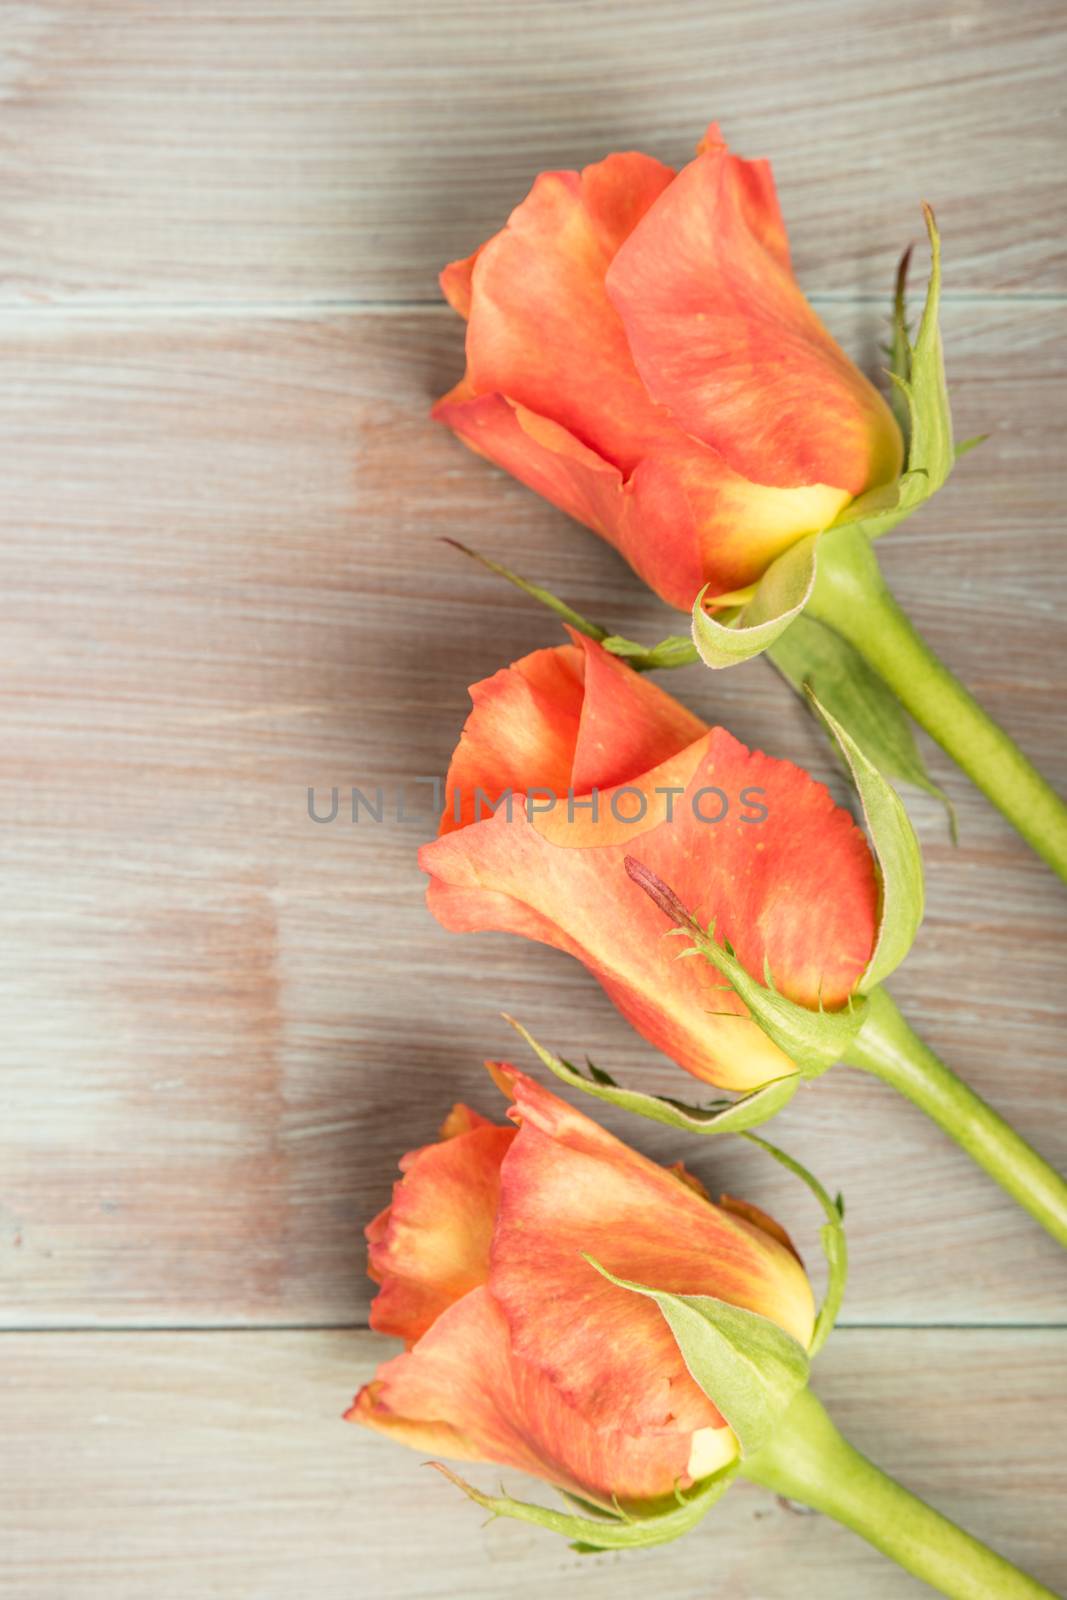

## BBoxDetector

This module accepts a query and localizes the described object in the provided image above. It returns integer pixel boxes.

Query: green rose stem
[806,527,1067,881]
[845,988,1067,1248]
[740,1387,1057,1599]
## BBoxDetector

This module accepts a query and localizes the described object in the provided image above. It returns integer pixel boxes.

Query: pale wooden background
[2,3,1066,1596]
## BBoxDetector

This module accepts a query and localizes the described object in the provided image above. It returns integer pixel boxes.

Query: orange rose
[349,1065,814,1507]
[433,124,903,611]
[419,633,878,1092]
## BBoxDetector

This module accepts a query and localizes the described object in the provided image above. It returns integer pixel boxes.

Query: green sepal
[896,202,954,504]
[834,205,954,543]
[767,611,956,837]
[430,1460,738,1552]
[585,1259,810,1458]
[955,433,987,460]
[886,242,913,435]
[557,1488,623,1520]
[504,1013,799,1135]
[741,1133,848,1357]
[444,539,698,671]
[624,859,868,1078]
[691,534,818,670]
[803,690,925,990]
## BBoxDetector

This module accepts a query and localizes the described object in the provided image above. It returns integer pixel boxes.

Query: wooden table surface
[2,3,1065,1596]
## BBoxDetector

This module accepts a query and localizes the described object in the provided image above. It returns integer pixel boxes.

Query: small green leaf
[444,534,700,665]
[624,859,868,1077]
[504,1014,799,1135]
[585,1259,810,1458]
[691,534,819,669]
[602,632,698,671]
[430,1460,737,1552]
[767,611,956,836]
[442,539,607,641]
[444,539,699,672]
[741,1133,848,1357]
[803,689,925,991]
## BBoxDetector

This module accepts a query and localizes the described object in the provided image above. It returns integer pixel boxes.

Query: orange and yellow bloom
[348,113,1067,1593]
[434,124,902,610]
[419,632,878,1091]
[349,1065,814,1507]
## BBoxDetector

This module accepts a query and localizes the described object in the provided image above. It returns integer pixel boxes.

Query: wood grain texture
[2,3,1066,1592]
[2,1328,1064,1599]
[2,0,1066,305]
[2,300,1065,1327]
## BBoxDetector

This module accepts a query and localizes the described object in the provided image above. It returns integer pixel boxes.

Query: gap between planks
[4,1322,1066,1335]
[0,292,1065,321]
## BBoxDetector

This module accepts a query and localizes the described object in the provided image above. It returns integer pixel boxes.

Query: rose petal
[633,441,851,600]
[434,383,854,609]
[488,1066,815,1435]
[440,245,485,319]
[432,386,716,607]
[696,122,792,270]
[436,132,902,609]
[606,136,903,494]
[349,1285,731,1503]
[421,726,877,1091]
[569,632,706,794]
[438,642,585,835]
[347,1378,483,1463]
[368,1114,516,1345]
[438,1103,496,1139]
[439,637,707,833]
[718,1195,804,1263]
[464,155,677,472]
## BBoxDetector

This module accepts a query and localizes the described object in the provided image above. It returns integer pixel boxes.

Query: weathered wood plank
[1,0,1064,305]
[2,301,1065,1327]
[2,1328,1063,1597]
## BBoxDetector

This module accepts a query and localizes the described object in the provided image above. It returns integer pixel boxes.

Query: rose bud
[433,123,902,611]
[350,1075,1058,1592]
[348,1064,814,1509]
[418,632,877,1092]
